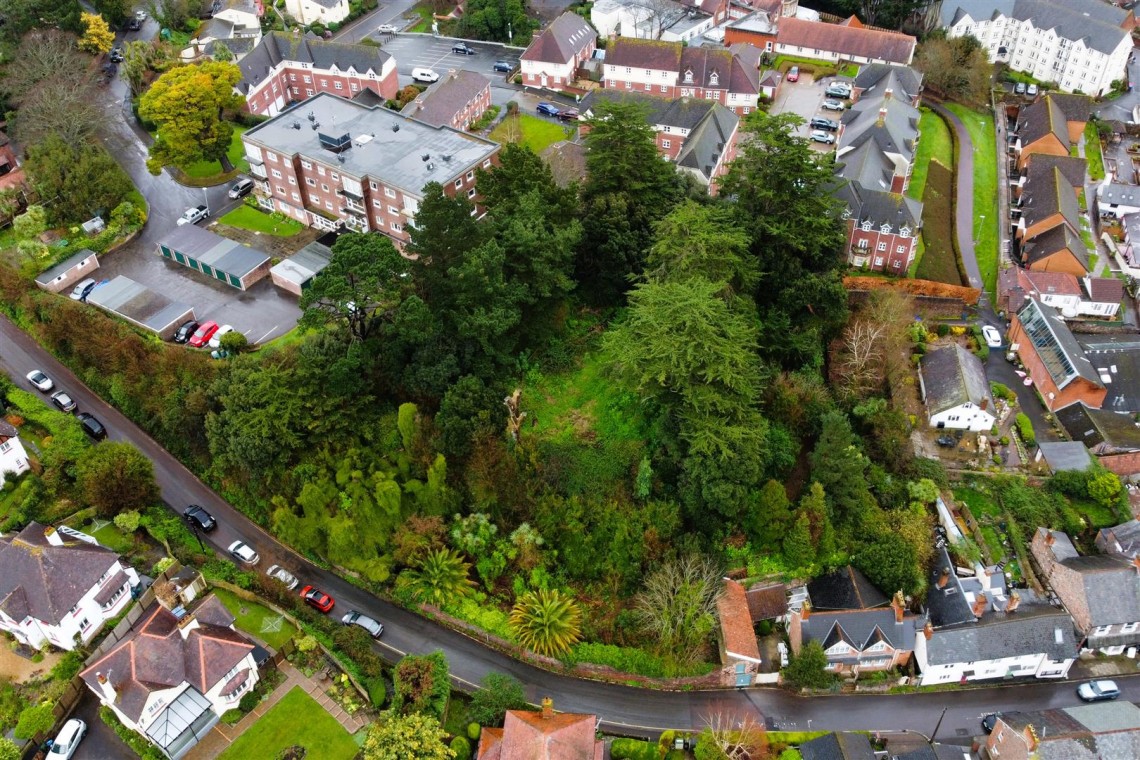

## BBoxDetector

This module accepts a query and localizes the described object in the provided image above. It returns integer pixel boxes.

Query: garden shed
[157,225,271,291]
[33,249,100,294]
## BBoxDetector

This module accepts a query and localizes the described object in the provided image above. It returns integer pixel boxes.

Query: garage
[269,240,333,296]
[85,276,195,340]
[157,226,271,291]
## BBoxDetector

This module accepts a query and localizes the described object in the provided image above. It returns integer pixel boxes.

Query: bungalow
[520,12,597,91]
[919,344,997,432]
[0,421,30,488]
[0,523,139,651]
[81,596,260,760]
[402,70,492,131]
[717,579,762,685]
[774,16,917,66]
[1009,299,1106,412]
[477,700,604,759]
[985,703,1140,760]
[1031,528,1140,652]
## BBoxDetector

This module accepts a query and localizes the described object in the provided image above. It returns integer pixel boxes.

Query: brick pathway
[184,662,368,760]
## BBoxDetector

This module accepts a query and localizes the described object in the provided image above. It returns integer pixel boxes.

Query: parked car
[1078,680,1120,702]
[411,67,439,84]
[536,102,561,116]
[825,83,852,99]
[982,325,1003,348]
[50,391,77,413]
[377,23,399,34]
[126,17,142,31]
[267,565,299,590]
[1014,82,1027,95]
[342,610,384,638]
[809,130,836,145]
[76,412,107,441]
[47,718,87,760]
[1026,83,1039,96]
[69,278,97,301]
[981,713,1000,734]
[936,435,957,448]
[556,108,580,122]
[184,505,217,532]
[810,117,838,131]
[208,324,235,349]
[228,540,260,565]
[492,59,513,73]
[188,321,219,348]
[109,46,124,63]
[135,10,147,21]
[26,369,54,392]
[452,42,476,55]
[177,205,209,226]
[786,65,799,82]
[173,319,200,344]
[301,585,335,613]
[228,178,254,199]
[821,98,845,111]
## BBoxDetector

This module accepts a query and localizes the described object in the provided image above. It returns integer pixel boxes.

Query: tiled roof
[745,583,787,621]
[80,598,254,724]
[521,12,596,64]
[728,42,762,71]
[1023,270,1081,296]
[479,708,603,760]
[921,343,995,416]
[834,180,922,230]
[1022,153,1087,189]
[1058,553,1140,628]
[676,103,739,185]
[0,420,17,441]
[777,17,916,65]
[1098,520,1140,560]
[852,63,922,103]
[606,37,683,72]
[1015,299,1103,388]
[1046,93,1094,123]
[0,523,120,624]
[1085,276,1124,304]
[679,46,759,95]
[807,566,889,610]
[995,702,1140,759]
[581,89,718,130]
[800,732,875,760]
[1021,165,1082,237]
[1021,223,1088,271]
[237,31,393,94]
[718,579,761,661]
[402,70,491,128]
[1056,401,1140,452]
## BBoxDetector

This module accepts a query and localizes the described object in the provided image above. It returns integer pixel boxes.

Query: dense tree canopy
[24,135,134,224]
[76,442,160,518]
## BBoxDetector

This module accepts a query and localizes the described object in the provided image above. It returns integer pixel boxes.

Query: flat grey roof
[86,276,194,334]
[35,250,97,285]
[270,241,333,286]
[243,92,499,196]
[160,225,270,278]
[1037,441,1093,472]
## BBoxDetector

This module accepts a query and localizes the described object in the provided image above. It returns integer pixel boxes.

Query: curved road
[4,317,1139,744]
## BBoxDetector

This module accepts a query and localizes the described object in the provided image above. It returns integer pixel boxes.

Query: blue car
[536,102,561,116]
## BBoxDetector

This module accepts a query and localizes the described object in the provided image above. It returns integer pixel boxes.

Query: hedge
[611,738,660,760]
[1016,413,1036,447]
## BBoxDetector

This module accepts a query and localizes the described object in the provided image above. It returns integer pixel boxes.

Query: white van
[412,68,439,84]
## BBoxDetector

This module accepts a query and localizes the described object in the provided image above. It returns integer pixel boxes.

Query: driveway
[72,687,134,760]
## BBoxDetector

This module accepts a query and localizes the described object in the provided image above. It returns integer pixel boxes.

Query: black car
[982,714,1000,734]
[936,435,957,447]
[184,505,217,532]
[452,42,476,55]
[109,47,124,63]
[126,18,142,31]
[174,319,200,344]
[810,117,838,131]
[492,60,513,73]
[76,412,107,441]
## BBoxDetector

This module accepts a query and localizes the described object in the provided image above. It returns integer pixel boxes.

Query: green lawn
[85,521,136,555]
[408,2,434,33]
[908,108,953,202]
[212,587,297,650]
[1085,121,1106,181]
[946,104,998,297]
[219,205,305,236]
[181,126,250,179]
[954,486,1002,519]
[489,114,572,154]
[218,687,358,760]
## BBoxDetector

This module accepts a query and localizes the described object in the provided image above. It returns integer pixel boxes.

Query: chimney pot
[891,590,905,622]
[973,594,989,618]
[938,567,951,589]
[1045,531,1055,546]
[541,697,553,720]
[923,621,933,640]
[801,600,811,620]
[44,526,63,547]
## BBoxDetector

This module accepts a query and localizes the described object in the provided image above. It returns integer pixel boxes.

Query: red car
[787,65,799,82]
[188,321,219,348]
[301,585,335,613]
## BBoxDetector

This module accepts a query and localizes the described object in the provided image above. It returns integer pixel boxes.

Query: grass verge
[909,108,953,202]
[213,587,297,650]
[489,114,572,154]
[180,125,250,179]
[218,686,358,760]
[219,205,306,236]
[945,103,998,296]
[914,162,963,285]
[1086,121,1106,182]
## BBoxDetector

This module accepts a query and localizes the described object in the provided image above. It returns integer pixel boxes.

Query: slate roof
[198,17,234,41]
[236,31,393,95]
[1021,165,1082,234]
[478,707,604,760]
[0,523,120,624]
[941,0,1015,28]
[995,703,1140,760]
[581,89,718,130]
[676,103,739,185]
[852,63,922,103]
[402,70,491,128]
[892,745,970,760]
[34,249,98,286]
[1057,553,1140,628]
[921,343,994,417]
[679,46,759,96]
[1056,401,1140,453]
[1022,153,1087,189]
[834,181,922,230]
[1021,222,1089,271]
[1016,97,1070,151]
[0,421,18,441]
[1098,182,1140,211]
[728,42,761,71]
[1078,334,1140,412]
[839,92,921,166]
[1085,276,1124,305]
[718,579,761,661]
[925,606,1077,666]
[800,732,875,760]
[745,583,787,621]
[520,12,596,65]
[1011,0,1130,56]
[807,566,889,610]
[80,597,254,724]
[777,17,916,65]
[1097,520,1140,560]
[1036,441,1093,472]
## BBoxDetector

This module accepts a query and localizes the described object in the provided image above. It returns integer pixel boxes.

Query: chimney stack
[801,600,811,620]
[44,526,63,547]
[541,697,553,720]
[938,567,951,589]
[96,672,117,704]
[1006,590,1020,613]
[891,590,905,623]
[923,620,933,640]
[1132,556,1140,573]
[1045,531,1055,546]
[972,594,989,619]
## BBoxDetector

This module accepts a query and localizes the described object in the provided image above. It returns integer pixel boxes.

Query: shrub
[391,651,450,719]
[612,738,660,760]
[468,672,527,727]
[296,635,319,653]
[14,702,54,739]
[221,709,244,724]
[468,722,481,740]
[990,382,1016,402]
[450,736,472,760]
[113,510,141,532]
[100,705,164,760]
[936,323,950,337]
[238,691,260,713]
[1015,413,1036,447]
[782,641,835,690]
[366,677,387,708]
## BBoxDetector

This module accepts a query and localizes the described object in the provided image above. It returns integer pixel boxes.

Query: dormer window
[900,226,911,238]
[684,69,694,84]
[861,221,873,232]
[709,71,719,87]
[880,223,892,234]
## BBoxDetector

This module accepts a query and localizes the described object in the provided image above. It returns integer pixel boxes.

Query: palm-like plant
[508,589,582,657]
[398,548,475,607]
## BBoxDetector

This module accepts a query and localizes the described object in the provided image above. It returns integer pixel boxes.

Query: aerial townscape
[8,0,1140,759]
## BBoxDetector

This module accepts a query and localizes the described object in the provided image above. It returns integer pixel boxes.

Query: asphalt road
[7,317,1140,744]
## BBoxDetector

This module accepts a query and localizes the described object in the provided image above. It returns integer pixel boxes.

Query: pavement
[8,315,1140,746]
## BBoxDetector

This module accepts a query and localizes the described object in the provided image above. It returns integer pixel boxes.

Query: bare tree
[835,318,887,401]
[4,30,92,101]
[634,555,722,666]
[702,711,768,760]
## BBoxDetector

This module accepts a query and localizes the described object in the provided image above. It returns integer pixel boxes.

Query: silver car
[267,564,299,590]
[228,540,260,566]
[26,369,54,392]
[48,718,86,760]
[342,610,384,638]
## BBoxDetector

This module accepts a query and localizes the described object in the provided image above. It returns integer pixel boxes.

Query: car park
[1027,83,1038,96]
[50,391,77,413]
[177,205,209,226]
[26,370,54,392]
[536,102,561,116]
[227,178,254,199]
[1077,680,1120,702]
[188,321,219,348]
[377,23,399,33]
[342,610,384,638]
[173,319,200,344]
[786,65,799,82]
[184,505,217,532]
[208,324,235,349]
[76,412,107,441]
[228,540,260,565]
[557,108,580,122]
[982,325,1003,348]
[825,83,852,99]
[1014,82,1026,95]
[452,42,476,55]
[268,565,299,590]
[492,60,513,73]
[301,585,335,613]
[69,278,98,301]
[809,130,836,145]
[821,99,845,111]
[47,718,87,760]
[412,67,439,84]
[810,117,838,132]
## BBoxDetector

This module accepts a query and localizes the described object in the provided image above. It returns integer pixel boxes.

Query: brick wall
[247,65,399,116]
[1009,313,1107,411]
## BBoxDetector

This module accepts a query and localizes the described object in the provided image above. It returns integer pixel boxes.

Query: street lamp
[202,186,211,215]
[508,21,512,45]
[188,520,206,553]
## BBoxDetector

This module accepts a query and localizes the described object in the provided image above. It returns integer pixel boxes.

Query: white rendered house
[920,344,997,432]
[0,421,30,487]
[284,0,349,27]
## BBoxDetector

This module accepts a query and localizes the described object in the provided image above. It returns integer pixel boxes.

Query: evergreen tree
[746,479,793,549]
[783,513,814,569]
[809,411,875,526]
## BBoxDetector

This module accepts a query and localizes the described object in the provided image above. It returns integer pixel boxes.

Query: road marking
[376,640,406,657]
[255,325,279,344]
